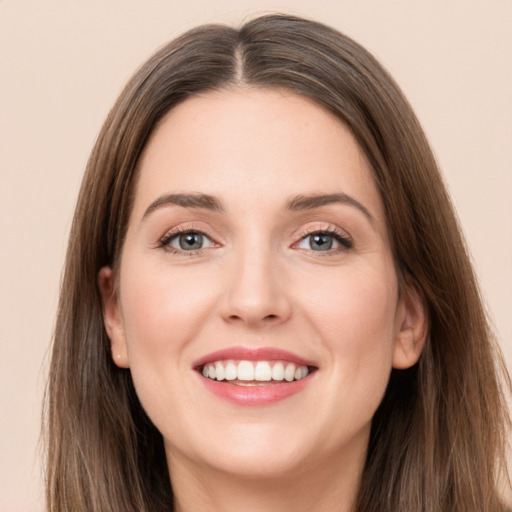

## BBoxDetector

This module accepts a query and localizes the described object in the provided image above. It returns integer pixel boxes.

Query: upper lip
[192,346,317,369]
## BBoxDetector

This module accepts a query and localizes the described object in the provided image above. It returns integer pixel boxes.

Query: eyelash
[157,225,354,256]
[294,226,354,253]
[158,227,216,256]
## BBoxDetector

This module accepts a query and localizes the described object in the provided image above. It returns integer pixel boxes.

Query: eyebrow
[286,193,374,223]
[142,191,373,223]
[143,193,224,219]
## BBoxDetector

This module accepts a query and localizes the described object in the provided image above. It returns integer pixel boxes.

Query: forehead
[133,88,385,227]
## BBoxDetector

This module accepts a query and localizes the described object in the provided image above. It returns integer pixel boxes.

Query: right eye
[160,230,215,253]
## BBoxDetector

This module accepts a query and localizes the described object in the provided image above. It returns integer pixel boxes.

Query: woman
[44,13,510,512]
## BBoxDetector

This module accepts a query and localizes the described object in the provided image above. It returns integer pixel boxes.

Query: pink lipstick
[193,347,317,406]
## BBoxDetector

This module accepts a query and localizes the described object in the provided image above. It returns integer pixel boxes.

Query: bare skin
[99,88,427,512]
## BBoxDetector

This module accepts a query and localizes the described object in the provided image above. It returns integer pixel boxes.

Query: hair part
[44,13,510,512]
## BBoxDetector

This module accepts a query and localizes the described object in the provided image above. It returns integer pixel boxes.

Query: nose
[220,245,292,328]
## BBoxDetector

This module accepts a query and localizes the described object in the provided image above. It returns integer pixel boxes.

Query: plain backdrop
[1,1,511,510]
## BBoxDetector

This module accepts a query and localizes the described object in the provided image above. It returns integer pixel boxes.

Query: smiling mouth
[198,360,316,384]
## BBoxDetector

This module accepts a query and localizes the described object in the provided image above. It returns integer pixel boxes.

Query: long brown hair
[44,13,510,511]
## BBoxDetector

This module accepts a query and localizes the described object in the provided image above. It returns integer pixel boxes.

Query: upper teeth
[201,360,309,382]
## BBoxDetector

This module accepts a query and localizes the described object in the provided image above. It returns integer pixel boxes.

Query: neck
[168,444,366,512]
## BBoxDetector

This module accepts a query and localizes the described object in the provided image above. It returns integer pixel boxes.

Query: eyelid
[157,223,220,255]
[292,223,354,251]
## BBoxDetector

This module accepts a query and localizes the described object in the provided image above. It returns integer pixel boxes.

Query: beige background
[1,1,511,510]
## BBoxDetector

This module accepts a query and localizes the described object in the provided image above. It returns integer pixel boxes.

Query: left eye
[166,231,213,251]
[296,232,349,251]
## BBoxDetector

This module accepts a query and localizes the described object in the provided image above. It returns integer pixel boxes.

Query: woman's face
[100,88,425,480]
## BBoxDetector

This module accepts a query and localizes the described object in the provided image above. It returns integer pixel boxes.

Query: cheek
[298,261,398,403]
[119,262,220,364]
[302,262,398,344]
[117,261,224,440]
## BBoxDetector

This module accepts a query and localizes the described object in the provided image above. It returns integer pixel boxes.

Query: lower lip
[198,374,313,406]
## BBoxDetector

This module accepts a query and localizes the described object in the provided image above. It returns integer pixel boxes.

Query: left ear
[392,280,428,369]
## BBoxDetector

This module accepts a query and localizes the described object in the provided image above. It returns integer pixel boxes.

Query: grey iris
[179,233,203,250]
[310,234,333,251]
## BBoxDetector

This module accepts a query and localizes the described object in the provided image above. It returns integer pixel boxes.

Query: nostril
[227,313,279,322]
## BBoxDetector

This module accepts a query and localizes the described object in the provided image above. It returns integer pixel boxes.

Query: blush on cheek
[121,266,221,357]
[306,268,397,342]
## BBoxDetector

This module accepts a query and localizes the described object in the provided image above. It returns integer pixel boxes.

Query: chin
[164,419,318,479]
[163,415,370,483]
